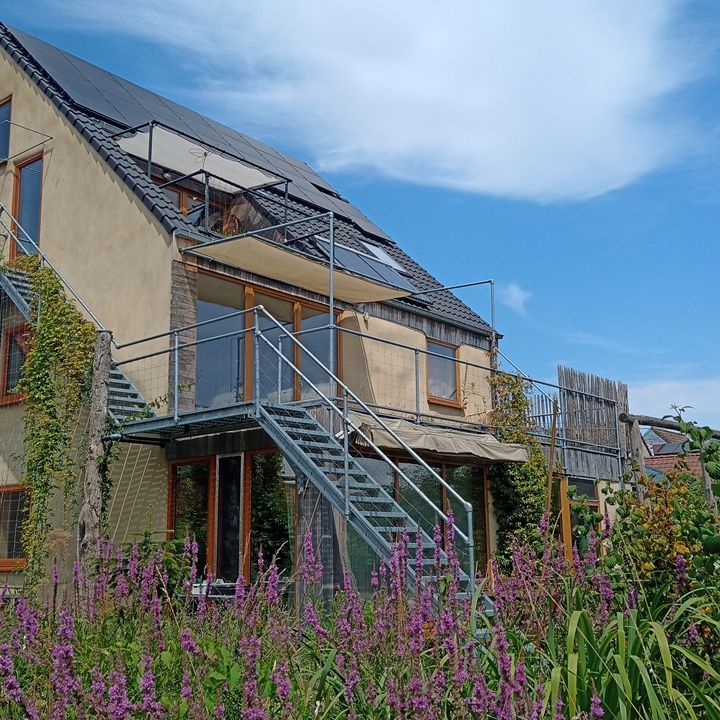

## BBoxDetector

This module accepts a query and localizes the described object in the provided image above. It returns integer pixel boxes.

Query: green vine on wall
[8,255,96,587]
[487,372,549,567]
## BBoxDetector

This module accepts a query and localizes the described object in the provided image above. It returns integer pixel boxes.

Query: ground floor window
[169,451,296,586]
[0,485,27,571]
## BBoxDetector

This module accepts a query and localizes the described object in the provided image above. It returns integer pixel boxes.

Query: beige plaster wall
[107,444,169,546]
[339,310,493,424]
[0,51,174,374]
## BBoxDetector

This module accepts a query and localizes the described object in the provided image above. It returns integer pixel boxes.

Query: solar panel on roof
[314,239,415,293]
[9,26,391,239]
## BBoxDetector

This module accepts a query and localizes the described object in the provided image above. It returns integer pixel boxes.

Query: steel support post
[173,330,179,421]
[253,310,260,415]
[277,336,283,403]
[466,506,476,601]
[343,388,350,519]
[328,212,335,401]
[147,122,154,178]
[414,349,421,423]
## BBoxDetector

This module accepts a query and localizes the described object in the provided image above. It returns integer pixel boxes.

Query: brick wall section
[170,261,198,413]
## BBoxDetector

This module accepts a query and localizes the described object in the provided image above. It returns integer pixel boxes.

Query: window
[427,340,459,405]
[1,325,29,403]
[13,155,43,255]
[0,486,27,570]
[0,97,10,161]
[171,460,213,577]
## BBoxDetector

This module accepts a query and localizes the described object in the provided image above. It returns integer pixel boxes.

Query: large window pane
[174,463,210,577]
[217,456,243,582]
[397,462,443,539]
[255,294,293,402]
[427,341,457,401]
[195,275,245,409]
[445,465,488,575]
[0,100,10,161]
[16,157,43,254]
[299,308,333,400]
[0,489,27,560]
[250,453,295,584]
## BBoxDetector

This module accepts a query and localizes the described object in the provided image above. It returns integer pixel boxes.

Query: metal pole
[235,336,243,402]
[253,310,260,415]
[147,122,154,178]
[283,180,289,242]
[328,212,335,401]
[489,280,497,365]
[343,388,350,519]
[466,507,476,601]
[613,401,625,491]
[204,173,210,233]
[277,336,283,403]
[173,331,179,421]
[414,349,421,423]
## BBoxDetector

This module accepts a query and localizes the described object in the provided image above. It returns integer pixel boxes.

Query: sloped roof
[651,427,687,444]
[0,24,494,337]
[644,453,703,477]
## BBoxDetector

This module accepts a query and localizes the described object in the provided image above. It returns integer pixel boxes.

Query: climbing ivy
[8,255,96,587]
[487,371,549,566]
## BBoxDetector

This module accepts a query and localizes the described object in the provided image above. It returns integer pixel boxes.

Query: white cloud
[44,0,703,201]
[628,377,720,429]
[499,282,531,315]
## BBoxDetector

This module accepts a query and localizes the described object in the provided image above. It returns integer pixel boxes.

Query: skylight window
[359,241,406,272]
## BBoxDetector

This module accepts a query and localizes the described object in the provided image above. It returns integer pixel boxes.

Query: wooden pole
[619,413,720,440]
[78,330,112,560]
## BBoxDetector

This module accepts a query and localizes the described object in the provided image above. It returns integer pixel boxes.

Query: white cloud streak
[45,0,701,201]
[499,282,531,315]
[628,377,720,429]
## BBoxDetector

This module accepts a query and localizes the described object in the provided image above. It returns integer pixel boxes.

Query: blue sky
[3,1,720,425]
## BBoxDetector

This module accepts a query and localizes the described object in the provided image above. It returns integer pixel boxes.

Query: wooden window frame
[196,269,342,404]
[0,484,27,571]
[0,323,30,406]
[426,338,462,409]
[0,95,11,164]
[167,456,217,575]
[10,152,44,259]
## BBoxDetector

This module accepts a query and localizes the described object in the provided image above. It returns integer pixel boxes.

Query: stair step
[362,510,408,518]
[346,495,395,504]
[297,442,343,452]
[374,526,411,534]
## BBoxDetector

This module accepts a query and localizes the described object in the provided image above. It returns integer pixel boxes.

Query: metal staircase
[257,404,467,589]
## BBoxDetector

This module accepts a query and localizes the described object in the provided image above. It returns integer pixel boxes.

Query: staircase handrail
[252,306,475,553]
[0,202,109,337]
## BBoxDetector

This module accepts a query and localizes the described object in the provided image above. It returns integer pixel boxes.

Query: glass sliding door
[445,465,488,575]
[172,460,212,578]
[216,455,243,582]
[195,275,245,409]
[298,307,333,400]
[255,294,294,403]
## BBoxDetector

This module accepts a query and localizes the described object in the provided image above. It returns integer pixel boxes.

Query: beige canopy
[182,234,413,303]
[349,412,528,463]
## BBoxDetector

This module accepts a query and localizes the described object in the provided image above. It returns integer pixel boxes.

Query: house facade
[0,25,531,596]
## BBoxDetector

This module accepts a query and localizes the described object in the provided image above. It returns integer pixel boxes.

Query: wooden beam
[619,413,720,440]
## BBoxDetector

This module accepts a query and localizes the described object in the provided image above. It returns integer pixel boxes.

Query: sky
[3,0,720,426]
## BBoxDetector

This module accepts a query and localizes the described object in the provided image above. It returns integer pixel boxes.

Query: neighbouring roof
[650,427,687,444]
[644,453,703,477]
[0,25,494,338]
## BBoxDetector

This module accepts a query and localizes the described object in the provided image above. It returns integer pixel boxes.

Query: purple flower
[0,643,40,719]
[591,691,605,718]
[107,670,134,719]
[299,530,323,585]
[675,554,688,584]
[180,629,200,655]
[139,656,165,718]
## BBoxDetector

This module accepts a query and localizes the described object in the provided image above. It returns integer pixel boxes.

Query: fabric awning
[349,412,528,463]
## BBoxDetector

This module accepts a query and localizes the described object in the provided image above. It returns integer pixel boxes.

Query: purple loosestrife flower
[139,656,166,719]
[303,600,328,640]
[180,669,192,701]
[50,608,81,720]
[235,574,246,615]
[407,675,429,713]
[591,691,605,718]
[215,705,225,719]
[15,597,39,647]
[675,554,688,585]
[128,544,140,584]
[553,696,564,720]
[265,561,280,606]
[0,643,40,720]
[270,662,293,718]
[108,670,134,719]
[300,530,323,585]
[180,629,200,655]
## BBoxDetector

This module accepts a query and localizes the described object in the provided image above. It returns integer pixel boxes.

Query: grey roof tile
[0,23,493,337]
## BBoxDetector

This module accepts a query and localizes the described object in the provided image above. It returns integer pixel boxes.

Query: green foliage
[7,255,96,587]
[487,372,549,564]
[605,463,720,589]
